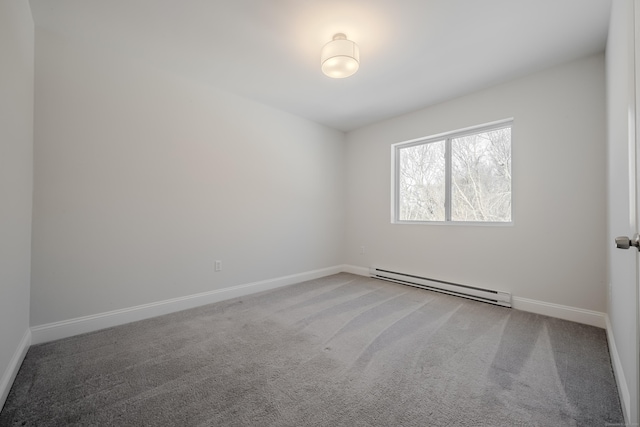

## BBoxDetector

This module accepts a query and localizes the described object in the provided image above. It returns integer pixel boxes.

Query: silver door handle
[616,233,640,250]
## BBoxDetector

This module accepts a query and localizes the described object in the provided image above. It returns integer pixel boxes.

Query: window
[393,120,512,224]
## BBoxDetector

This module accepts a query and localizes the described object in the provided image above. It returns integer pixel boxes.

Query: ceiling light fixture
[321,33,359,79]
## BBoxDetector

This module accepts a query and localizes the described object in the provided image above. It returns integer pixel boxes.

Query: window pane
[398,141,446,221]
[451,127,511,222]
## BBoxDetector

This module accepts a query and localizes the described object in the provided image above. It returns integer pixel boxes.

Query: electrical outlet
[215,260,222,272]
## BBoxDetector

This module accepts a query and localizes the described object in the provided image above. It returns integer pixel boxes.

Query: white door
[608,0,639,423]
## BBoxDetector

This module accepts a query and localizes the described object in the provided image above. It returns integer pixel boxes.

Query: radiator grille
[370,268,512,308]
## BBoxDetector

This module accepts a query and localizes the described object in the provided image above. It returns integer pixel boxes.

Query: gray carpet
[0,273,623,426]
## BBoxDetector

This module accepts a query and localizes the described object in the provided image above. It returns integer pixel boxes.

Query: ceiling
[28,0,612,132]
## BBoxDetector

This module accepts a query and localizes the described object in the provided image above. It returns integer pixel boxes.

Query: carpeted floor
[0,273,624,426]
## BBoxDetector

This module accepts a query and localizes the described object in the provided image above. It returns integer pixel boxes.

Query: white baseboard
[605,314,631,424]
[341,264,370,277]
[31,265,344,345]
[511,296,606,328]
[0,329,31,411]
[28,264,608,341]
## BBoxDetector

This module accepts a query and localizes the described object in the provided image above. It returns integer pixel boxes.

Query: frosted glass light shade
[321,33,359,78]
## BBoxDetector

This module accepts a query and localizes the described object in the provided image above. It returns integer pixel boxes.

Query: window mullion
[445,138,452,221]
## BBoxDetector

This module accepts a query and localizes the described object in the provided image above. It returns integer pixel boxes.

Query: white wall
[345,54,607,313]
[31,29,345,326]
[606,0,638,422]
[0,0,34,409]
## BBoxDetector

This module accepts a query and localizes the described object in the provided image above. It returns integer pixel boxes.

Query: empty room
[1,0,637,425]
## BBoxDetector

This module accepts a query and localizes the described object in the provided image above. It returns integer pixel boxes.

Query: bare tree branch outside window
[399,141,445,221]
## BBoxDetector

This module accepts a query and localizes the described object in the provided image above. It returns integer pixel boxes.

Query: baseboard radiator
[369,267,512,308]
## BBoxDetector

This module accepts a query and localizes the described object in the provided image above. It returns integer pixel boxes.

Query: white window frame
[391,118,514,226]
